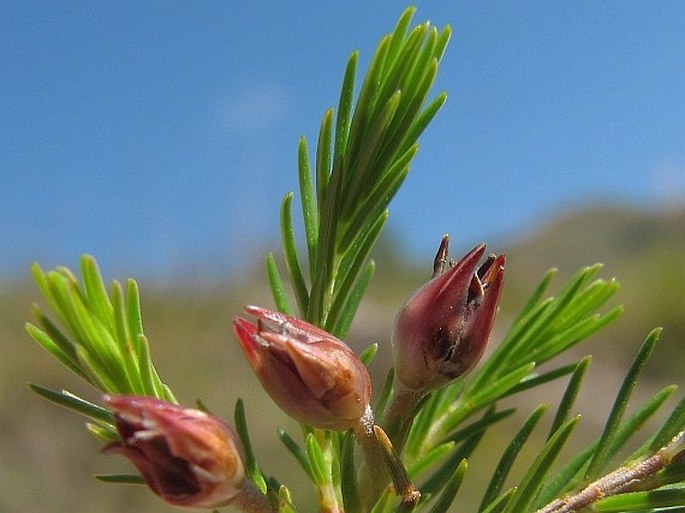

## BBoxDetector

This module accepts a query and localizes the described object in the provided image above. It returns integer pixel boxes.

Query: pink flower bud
[103,395,246,509]
[392,237,505,392]
[232,306,372,430]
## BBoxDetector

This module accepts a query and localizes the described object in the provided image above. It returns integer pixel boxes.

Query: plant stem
[382,385,426,452]
[535,431,685,513]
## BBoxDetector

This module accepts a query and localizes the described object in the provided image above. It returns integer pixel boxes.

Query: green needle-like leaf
[125,279,144,352]
[80,256,114,332]
[234,399,267,493]
[110,283,130,356]
[383,7,416,77]
[74,344,117,392]
[330,260,376,339]
[370,489,396,513]
[341,431,361,513]
[28,256,174,401]
[438,362,535,438]
[327,211,386,331]
[278,428,314,482]
[344,34,391,172]
[373,425,420,512]
[28,383,114,425]
[587,328,661,479]
[298,136,319,278]
[548,356,592,439]
[607,386,677,462]
[480,404,548,511]
[334,52,357,162]
[25,321,87,380]
[514,269,558,327]
[501,416,580,513]
[280,192,309,316]
[648,460,685,490]
[306,433,330,487]
[479,487,516,513]
[422,408,498,495]
[374,23,426,110]
[426,458,467,513]
[647,394,685,455]
[506,267,606,368]
[400,91,447,152]
[95,474,146,485]
[405,388,452,459]
[503,362,579,398]
[270,9,449,346]
[535,386,679,509]
[440,408,516,447]
[407,442,455,479]
[359,343,379,367]
[530,306,622,365]
[593,487,685,511]
[534,443,597,510]
[340,153,412,248]
[137,334,168,400]
[27,8,685,512]
[111,283,145,395]
[341,91,403,217]
[266,253,294,315]
[470,363,538,405]
[374,368,395,421]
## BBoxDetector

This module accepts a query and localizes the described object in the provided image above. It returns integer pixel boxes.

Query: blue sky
[2,1,684,282]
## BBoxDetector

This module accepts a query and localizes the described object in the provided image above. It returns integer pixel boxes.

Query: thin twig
[536,431,685,513]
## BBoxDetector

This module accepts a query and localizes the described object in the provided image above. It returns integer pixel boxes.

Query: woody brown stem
[536,431,685,513]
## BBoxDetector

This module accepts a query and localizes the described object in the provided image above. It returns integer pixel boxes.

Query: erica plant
[25,8,685,513]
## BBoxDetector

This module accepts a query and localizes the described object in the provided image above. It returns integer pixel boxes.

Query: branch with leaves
[24,7,684,513]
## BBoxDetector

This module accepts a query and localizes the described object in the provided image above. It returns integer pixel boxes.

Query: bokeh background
[2,2,683,512]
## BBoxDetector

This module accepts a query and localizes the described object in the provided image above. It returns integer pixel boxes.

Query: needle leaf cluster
[23,6,684,513]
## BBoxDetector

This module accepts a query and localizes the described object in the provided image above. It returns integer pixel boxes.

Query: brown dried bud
[393,237,505,392]
[104,395,246,509]
[233,306,372,430]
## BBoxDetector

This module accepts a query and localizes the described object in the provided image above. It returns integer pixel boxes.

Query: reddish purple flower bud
[232,306,372,430]
[103,395,246,509]
[392,236,505,392]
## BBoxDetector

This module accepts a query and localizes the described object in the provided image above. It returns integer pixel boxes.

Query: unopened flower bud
[103,395,246,509]
[232,306,372,430]
[392,236,505,392]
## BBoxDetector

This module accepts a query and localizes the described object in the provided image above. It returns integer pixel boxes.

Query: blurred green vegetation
[1,202,683,513]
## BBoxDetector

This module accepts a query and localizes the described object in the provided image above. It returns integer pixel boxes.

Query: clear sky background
[2,1,684,282]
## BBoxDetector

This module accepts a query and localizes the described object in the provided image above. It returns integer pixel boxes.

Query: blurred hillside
[1,202,683,513]
[502,203,685,381]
